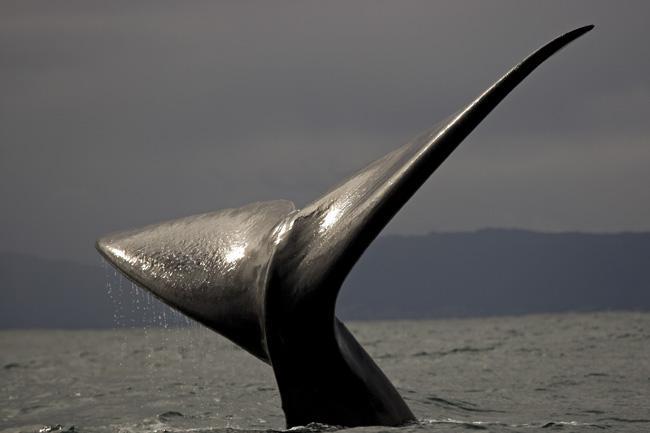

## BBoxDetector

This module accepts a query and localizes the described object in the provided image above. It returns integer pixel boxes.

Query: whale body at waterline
[97,26,593,428]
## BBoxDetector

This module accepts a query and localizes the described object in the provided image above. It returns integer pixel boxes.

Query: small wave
[38,426,76,433]
[159,411,185,421]
[420,418,504,430]
[421,418,608,430]
[583,372,608,378]
[413,346,498,358]
[424,396,505,413]
[546,379,582,387]
[109,421,342,433]
[598,417,650,423]
[287,422,341,432]
[540,421,607,429]
[437,346,498,356]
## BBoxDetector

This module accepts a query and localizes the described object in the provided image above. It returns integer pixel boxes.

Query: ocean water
[1,312,649,433]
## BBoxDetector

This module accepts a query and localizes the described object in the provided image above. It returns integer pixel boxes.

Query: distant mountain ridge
[2,229,649,328]
[339,229,650,319]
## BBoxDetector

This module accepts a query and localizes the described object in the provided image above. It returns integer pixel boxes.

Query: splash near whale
[97,26,593,428]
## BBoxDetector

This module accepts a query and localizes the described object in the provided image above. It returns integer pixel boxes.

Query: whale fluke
[97,200,296,362]
[97,26,593,428]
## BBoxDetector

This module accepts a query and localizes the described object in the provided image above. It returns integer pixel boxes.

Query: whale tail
[97,25,594,428]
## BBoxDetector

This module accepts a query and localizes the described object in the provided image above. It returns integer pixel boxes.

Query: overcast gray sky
[1,1,648,264]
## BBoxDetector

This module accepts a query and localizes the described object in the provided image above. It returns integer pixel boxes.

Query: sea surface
[1,312,649,433]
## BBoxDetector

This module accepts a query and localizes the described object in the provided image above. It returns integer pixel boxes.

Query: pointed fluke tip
[95,236,119,268]
[566,24,595,40]
[573,24,595,34]
[554,24,595,47]
[95,237,110,261]
[95,234,128,271]
[533,24,595,58]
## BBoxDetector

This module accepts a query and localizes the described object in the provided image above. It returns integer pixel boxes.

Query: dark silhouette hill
[2,229,649,328]
[338,229,650,319]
